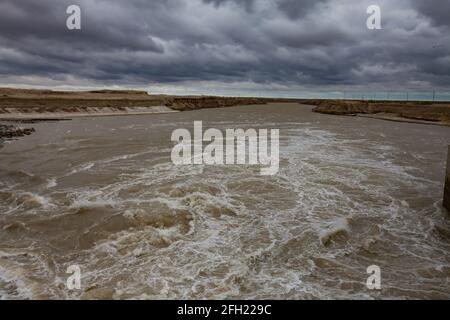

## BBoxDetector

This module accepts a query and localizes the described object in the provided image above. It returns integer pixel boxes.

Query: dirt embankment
[0,90,282,142]
[166,97,275,111]
[2,88,449,126]
[310,100,450,125]
[0,89,167,115]
[0,88,284,118]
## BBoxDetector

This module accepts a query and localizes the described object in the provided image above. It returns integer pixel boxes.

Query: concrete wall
[444,146,450,211]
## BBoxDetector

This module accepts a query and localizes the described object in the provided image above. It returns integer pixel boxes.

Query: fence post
[444,146,450,211]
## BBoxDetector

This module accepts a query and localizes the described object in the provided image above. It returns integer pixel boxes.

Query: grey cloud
[276,0,328,20]
[202,0,256,12]
[0,0,449,90]
[412,0,450,27]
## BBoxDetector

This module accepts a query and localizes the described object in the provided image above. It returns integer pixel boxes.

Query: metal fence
[342,91,450,102]
[237,91,450,102]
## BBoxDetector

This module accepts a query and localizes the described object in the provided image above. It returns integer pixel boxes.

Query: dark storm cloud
[0,0,449,90]
[412,0,450,27]
[276,0,329,20]
[203,0,327,19]
[203,0,256,12]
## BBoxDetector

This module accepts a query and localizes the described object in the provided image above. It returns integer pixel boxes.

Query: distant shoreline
[355,113,450,127]
[309,99,450,127]
[0,88,449,127]
[0,87,289,120]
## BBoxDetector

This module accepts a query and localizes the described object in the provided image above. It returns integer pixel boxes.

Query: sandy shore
[309,99,450,127]
[356,113,450,127]
[0,88,286,120]
[1,88,450,127]
[0,89,294,142]
[0,106,178,120]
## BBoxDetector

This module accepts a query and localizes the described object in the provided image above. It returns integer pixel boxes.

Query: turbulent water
[0,103,449,300]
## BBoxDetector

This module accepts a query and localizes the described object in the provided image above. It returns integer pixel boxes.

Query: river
[1,103,449,299]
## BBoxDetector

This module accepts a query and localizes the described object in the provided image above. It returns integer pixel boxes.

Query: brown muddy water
[0,103,449,299]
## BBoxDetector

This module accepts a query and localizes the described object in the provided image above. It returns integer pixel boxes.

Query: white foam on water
[1,116,449,299]
[0,192,55,215]
[0,263,35,300]
[62,124,445,299]
[68,163,95,175]
[69,191,118,209]
[46,178,57,188]
[319,218,350,246]
[0,250,60,300]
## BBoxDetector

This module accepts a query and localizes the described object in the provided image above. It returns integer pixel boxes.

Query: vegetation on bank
[308,100,450,124]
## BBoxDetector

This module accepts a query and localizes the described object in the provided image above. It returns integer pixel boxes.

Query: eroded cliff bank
[445,146,450,211]
[0,88,286,119]
[310,100,450,126]
[2,88,450,127]
[166,97,275,111]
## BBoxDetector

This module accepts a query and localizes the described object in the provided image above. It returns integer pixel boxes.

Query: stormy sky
[0,0,449,95]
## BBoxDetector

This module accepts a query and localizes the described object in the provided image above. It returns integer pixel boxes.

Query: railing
[444,146,450,211]
[230,91,450,102]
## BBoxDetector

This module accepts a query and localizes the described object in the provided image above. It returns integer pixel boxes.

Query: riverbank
[0,106,178,120]
[309,100,450,127]
[0,88,287,120]
[1,88,450,127]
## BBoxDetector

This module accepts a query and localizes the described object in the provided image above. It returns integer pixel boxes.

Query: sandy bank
[0,88,287,120]
[309,100,450,127]
[2,88,450,127]
[0,106,177,120]
[356,113,450,126]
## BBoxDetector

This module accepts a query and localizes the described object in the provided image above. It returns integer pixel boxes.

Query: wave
[319,218,350,246]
